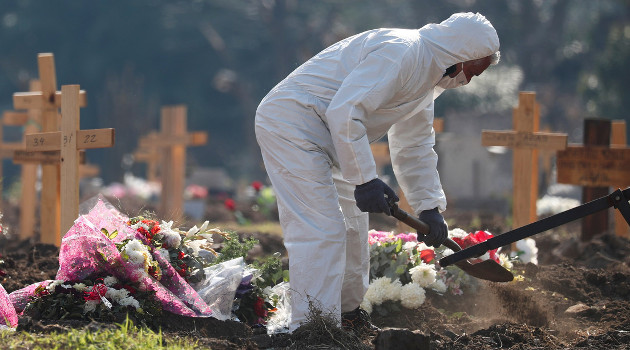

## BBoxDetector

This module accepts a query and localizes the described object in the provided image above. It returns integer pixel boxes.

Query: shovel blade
[452,259,514,282]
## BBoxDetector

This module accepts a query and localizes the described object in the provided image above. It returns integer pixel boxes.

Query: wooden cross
[0,111,30,213]
[2,91,41,239]
[611,120,629,238]
[137,105,207,222]
[368,117,444,233]
[12,53,86,245]
[557,118,630,241]
[23,84,115,243]
[481,92,567,231]
[133,131,161,182]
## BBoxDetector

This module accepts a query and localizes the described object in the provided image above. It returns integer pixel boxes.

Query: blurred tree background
[0,0,628,186]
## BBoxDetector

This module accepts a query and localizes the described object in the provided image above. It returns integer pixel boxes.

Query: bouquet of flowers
[4,195,285,329]
[361,228,522,316]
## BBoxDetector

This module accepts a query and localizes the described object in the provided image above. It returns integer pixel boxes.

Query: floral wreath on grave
[361,228,537,316]
[1,195,285,329]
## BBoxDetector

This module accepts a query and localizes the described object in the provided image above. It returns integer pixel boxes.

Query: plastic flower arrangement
[362,228,519,316]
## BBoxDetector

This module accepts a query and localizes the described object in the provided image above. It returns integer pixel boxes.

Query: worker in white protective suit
[255,12,500,333]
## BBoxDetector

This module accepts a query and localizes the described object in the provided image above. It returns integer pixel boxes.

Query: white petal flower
[164,231,182,249]
[430,280,447,294]
[384,279,402,301]
[448,228,468,239]
[400,283,426,309]
[498,254,513,269]
[118,296,140,309]
[158,248,171,262]
[83,300,99,313]
[103,276,119,287]
[186,225,199,237]
[364,277,391,306]
[409,263,437,288]
[360,299,373,315]
[72,283,88,292]
[198,221,209,232]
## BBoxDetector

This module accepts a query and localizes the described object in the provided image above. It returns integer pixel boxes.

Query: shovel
[388,201,514,282]
[439,187,630,268]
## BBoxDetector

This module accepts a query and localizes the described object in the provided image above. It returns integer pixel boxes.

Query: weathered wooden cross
[12,53,86,245]
[557,118,630,241]
[481,92,567,231]
[137,105,207,222]
[23,84,115,243]
[133,131,161,183]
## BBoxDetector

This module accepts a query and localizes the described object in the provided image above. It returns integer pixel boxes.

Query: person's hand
[418,208,448,247]
[354,178,399,215]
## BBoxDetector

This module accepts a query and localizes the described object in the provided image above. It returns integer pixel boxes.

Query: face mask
[436,63,468,89]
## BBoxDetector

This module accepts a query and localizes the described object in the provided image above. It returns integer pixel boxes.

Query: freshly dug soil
[1,207,630,349]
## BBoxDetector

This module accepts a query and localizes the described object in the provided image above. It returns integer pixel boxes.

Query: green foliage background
[0,0,627,184]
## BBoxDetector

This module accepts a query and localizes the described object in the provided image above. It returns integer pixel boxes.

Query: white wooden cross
[22,85,114,241]
[481,92,567,230]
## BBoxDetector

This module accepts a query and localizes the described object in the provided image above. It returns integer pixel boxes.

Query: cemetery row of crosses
[1,53,630,346]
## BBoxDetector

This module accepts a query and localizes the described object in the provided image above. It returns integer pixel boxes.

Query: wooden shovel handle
[389,202,462,252]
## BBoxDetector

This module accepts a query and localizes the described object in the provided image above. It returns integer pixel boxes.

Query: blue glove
[354,178,399,215]
[418,208,448,248]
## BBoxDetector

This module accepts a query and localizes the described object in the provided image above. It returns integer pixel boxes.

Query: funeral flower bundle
[23,276,162,327]
[2,195,285,329]
[361,228,517,316]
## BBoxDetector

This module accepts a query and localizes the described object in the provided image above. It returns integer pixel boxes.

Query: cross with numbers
[11,53,87,245]
[137,105,207,222]
[557,118,630,241]
[22,84,114,242]
[481,92,567,230]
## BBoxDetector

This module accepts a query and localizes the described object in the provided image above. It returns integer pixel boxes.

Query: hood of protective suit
[421,12,500,72]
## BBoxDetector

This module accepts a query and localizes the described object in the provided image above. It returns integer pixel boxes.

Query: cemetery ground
[1,198,630,349]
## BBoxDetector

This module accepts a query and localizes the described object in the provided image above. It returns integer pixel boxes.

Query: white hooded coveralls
[255,12,499,331]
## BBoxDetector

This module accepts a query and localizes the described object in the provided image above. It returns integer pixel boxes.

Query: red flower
[151,225,160,235]
[84,283,108,302]
[251,181,263,192]
[253,296,268,318]
[452,230,499,264]
[0,269,6,277]
[419,249,435,263]
[123,285,137,295]
[178,251,185,260]
[177,268,186,277]
[224,198,236,211]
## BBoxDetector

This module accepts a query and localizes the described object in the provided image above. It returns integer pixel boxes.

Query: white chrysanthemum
[158,248,171,262]
[163,231,182,249]
[448,228,468,239]
[126,250,146,265]
[430,280,447,294]
[72,283,88,292]
[415,242,431,251]
[125,239,145,252]
[384,279,402,301]
[400,283,426,309]
[364,277,391,306]
[83,300,99,313]
[360,299,373,315]
[513,238,538,265]
[441,248,455,257]
[103,276,119,287]
[118,296,140,309]
[409,263,437,288]
[46,280,62,292]
[498,254,513,269]
[105,287,130,302]
[402,241,417,255]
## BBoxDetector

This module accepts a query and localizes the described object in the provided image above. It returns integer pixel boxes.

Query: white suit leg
[332,169,370,313]
[255,124,346,332]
